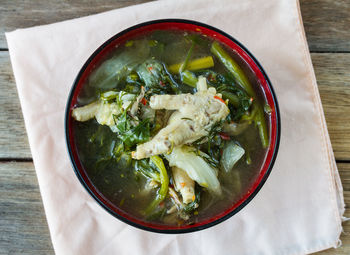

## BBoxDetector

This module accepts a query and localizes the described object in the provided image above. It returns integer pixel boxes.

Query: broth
[72,29,270,226]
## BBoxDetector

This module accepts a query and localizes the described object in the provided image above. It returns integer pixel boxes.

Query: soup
[71,29,270,226]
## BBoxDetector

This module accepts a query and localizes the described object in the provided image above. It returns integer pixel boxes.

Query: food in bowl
[66,20,279,232]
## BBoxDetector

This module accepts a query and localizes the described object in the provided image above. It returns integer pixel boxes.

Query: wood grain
[0,161,349,254]
[300,0,350,52]
[1,51,350,160]
[0,0,154,49]
[0,162,54,255]
[311,53,350,160]
[0,52,31,159]
[0,0,349,51]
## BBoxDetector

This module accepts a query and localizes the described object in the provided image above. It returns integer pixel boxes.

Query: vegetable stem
[179,43,195,73]
[254,105,269,148]
[145,156,169,215]
[211,42,269,148]
[211,42,254,96]
[221,91,240,107]
[168,56,214,74]
[181,70,198,88]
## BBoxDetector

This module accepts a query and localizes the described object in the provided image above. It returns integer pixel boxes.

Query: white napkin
[6,0,344,254]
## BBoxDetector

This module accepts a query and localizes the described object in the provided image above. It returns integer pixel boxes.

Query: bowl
[65,19,280,233]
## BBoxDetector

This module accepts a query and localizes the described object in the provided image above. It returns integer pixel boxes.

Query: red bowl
[65,19,280,233]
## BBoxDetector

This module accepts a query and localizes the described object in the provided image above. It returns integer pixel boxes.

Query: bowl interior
[65,19,280,233]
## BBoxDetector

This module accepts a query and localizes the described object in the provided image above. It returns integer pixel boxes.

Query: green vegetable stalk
[211,42,254,95]
[168,56,214,74]
[179,42,195,74]
[181,70,198,88]
[254,105,269,148]
[145,156,169,215]
[220,91,240,108]
[211,42,269,148]
[134,159,161,182]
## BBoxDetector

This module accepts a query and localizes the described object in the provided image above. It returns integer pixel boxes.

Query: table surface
[1,0,349,254]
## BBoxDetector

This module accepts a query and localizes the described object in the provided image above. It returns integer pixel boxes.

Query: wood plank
[0,0,349,51]
[338,163,350,192]
[1,52,350,159]
[311,53,350,160]
[0,0,154,49]
[0,162,54,254]
[300,0,350,52]
[0,161,349,254]
[0,52,31,158]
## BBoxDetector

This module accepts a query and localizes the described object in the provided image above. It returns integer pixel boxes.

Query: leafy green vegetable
[211,42,254,96]
[145,156,169,215]
[134,159,161,182]
[114,111,151,149]
[210,42,269,148]
[78,122,121,170]
[137,59,179,94]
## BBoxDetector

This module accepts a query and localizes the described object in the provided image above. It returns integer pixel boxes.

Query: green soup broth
[72,29,270,226]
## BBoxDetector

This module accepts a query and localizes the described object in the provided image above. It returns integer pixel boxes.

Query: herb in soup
[72,31,270,225]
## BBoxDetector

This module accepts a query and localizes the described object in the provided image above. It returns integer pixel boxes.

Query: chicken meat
[132,76,229,159]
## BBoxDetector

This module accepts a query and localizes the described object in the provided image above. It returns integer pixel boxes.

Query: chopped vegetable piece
[168,56,214,74]
[246,152,252,165]
[100,90,119,101]
[221,91,240,108]
[134,159,161,182]
[137,59,178,94]
[165,146,221,195]
[264,104,272,114]
[181,70,198,88]
[214,96,226,104]
[254,105,269,148]
[145,156,169,215]
[220,141,245,172]
[141,97,147,105]
[211,42,254,96]
[179,41,195,73]
[115,112,151,149]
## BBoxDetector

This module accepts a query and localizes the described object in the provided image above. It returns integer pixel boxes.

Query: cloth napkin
[6,0,345,254]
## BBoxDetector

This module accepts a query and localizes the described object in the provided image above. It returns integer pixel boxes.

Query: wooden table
[0,0,349,254]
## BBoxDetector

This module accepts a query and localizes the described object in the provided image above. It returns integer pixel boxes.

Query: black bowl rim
[65,18,281,234]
